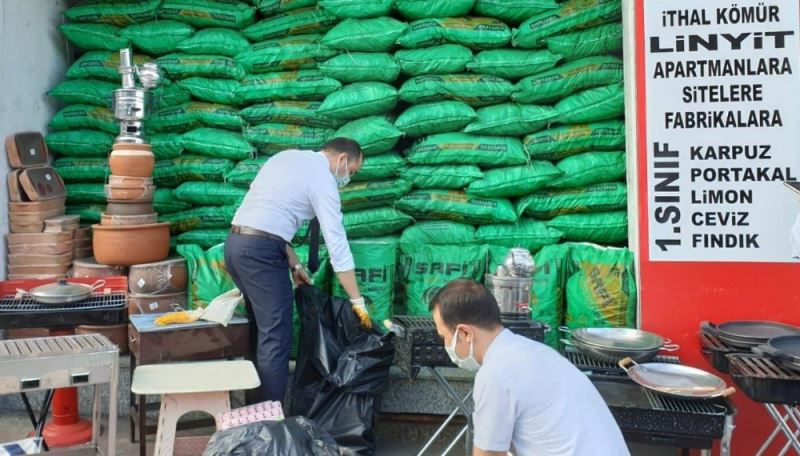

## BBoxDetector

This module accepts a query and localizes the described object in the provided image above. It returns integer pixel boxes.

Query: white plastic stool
[131,360,260,456]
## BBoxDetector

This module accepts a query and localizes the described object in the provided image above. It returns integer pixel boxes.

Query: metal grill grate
[643,388,728,415]
[392,315,435,330]
[0,292,127,313]
[566,349,679,370]
[0,334,116,360]
[728,354,800,380]
[700,332,731,351]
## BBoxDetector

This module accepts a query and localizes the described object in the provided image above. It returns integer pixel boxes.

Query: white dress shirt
[473,330,629,456]
[232,149,355,272]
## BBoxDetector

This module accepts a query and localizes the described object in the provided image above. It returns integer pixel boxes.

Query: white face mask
[333,155,350,188]
[445,327,480,372]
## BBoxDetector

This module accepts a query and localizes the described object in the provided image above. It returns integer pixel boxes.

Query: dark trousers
[224,232,293,405]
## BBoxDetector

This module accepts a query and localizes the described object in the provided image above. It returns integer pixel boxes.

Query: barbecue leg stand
[757,404,800,455]
[42,328,94,448]
[416,367,474,456]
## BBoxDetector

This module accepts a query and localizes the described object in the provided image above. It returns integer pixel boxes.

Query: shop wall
[0,0,72,278]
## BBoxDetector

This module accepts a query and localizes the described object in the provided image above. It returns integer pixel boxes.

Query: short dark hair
[429,279,502,331]
[323,137,362,162]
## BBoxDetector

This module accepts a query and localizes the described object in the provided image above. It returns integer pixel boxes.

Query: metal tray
[619,358,735,400]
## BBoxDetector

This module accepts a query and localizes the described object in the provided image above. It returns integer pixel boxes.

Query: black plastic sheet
[202,416,347,456]
[290,285,395,455]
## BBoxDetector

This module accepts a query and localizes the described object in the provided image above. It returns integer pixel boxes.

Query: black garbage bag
[290,285,395,455]
[202,416,350,456]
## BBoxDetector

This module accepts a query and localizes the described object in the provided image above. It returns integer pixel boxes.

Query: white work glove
[350,297,372,329]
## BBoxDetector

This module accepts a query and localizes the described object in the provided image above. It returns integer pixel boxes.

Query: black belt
[231,225,287,244]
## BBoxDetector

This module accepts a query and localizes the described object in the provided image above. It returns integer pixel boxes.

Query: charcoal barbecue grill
[567,348,734,455]
[0,292,127,329]
[0,334,119,455]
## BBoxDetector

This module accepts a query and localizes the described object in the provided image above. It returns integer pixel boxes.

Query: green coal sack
[236,34,337,73]
[545,23,623,61]
[49,105,117,134]
[344,207,414,238]
[339,179,412,211]
[318,53,400,83]
[474,0,559,25]
[255,0,316,16]
[176,229,231,249]
[407,133,526,167]
[334,116,403,156]
[512,0,622,49]
[565,244,636,329]
[45,130,114,158]
[556,83,625,124]
[513,56,624,104]
[148,102,243,133]
[530,243,570,348]
[244,7,338,41]
[240,101,341,128]
[352,153,406,182]
[477,220,563,251]
[177,78,242,106]
[156,54,246,81]
[65,0,160,26]
[394,101,476,137]
[60,23,129,51]
[517,182,628,219]
[399,165,483,190]
[235,71,342,104]
[154,188,192,214]
[394,0,476,20]
[319,0,392,18]
[467,162,562,198]
[318,82,398,120]
[53,158,108,183]
[546,211,628,244]
[244,123,333,153]
[467,49,562,80]
[225,156,269,187]
[182,128,255,160]
[66,204,104,224]
[160,205,237,234]
[395,44,473,76]
[399,74,513,107]
[550,151,626,189]
[400,243,488,316]
[464,103,557,136]
[150,133,185,160]
[332,237,398,327]
[177,28,251,57]
[524,120,626,161]
[175,182,247,206]
[48,79,118,106]
[150,80,193,110]
[159,0,256,29]
[397,17,511,50]
[120,21,195,55]
[176,244,236,311]
[66,51,152,81]
[321,17,408,52]
[400,221,476,245]
[154,155,236,187]
[65,183,106,204]
[398,190,517,224]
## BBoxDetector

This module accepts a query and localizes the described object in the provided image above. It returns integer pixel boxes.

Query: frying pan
[701,320,800,348]
[560,327,679,364]
[753,336,800,372]
[619,357,735,400]
[16,279,105,305]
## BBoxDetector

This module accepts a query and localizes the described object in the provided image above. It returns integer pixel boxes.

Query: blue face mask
[333,155,350,188]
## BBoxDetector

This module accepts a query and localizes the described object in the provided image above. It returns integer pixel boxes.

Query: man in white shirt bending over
[225,138,370,405]
[430,279,630,456]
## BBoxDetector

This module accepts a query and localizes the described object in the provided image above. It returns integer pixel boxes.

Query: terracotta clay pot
[105,202,154,216]
[128,258,188,294]
[104,184,155,202]
[108,175,153,187]
[92,223,170,266]
[128,291,188,315]
[109,145,155,178]
[76,324,129,354]
[101,213,158,226]
[71,257,127,278]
